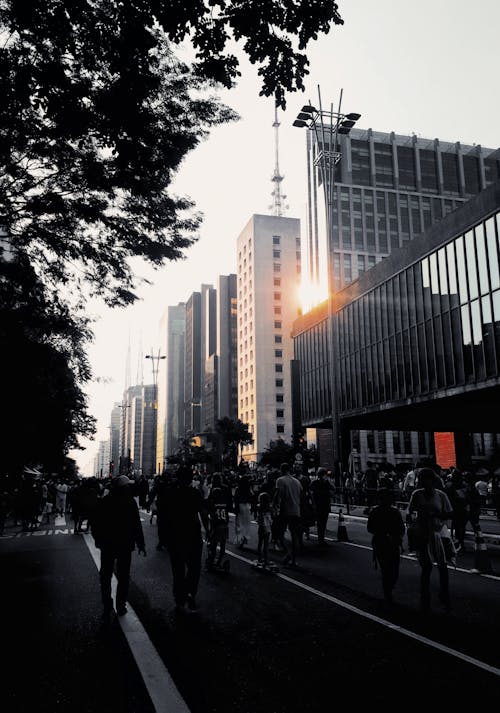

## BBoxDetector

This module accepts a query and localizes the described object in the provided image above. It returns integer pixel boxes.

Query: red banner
[434,432,456,469]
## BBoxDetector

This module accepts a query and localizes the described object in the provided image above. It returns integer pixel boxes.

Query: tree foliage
[216,417,253,466]
[0,1,343,471]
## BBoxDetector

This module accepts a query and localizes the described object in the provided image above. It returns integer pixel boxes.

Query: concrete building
[217,274,238,422]
[184,291,202,435]
[140,384,157,477]
[109,403,121,475]
[94,439,111,479]
[156,303,185,468]
[200,284,217,431]
[237,214,302,461]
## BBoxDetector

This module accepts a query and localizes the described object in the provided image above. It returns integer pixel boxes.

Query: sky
[73,0,500,474]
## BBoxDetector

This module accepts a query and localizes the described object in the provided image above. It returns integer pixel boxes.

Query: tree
[260,439,295,468]
[216,417,253,467]
[0,2,343,470]
[166,437,211,468]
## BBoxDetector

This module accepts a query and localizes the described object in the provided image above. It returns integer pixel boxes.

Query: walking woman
[408,468,453,613]
[234,476,253,548]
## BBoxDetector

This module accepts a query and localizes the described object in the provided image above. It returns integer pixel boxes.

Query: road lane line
[83,534,191,713]
[226,548,500,679]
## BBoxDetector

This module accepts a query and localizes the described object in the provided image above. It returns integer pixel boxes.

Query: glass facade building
[294,181,500,466]
[337,207,500,415]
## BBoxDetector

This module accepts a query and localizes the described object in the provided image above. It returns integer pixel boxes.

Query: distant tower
[270,107,288,217]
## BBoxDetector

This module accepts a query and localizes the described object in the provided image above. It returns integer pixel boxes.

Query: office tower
[237,214,301,461]
[94,439,110,478]
[156,303,185,467]
[184,291,202,434]
[120,384,142,473]
[200,284,217,431]
[140,384,157,477]
[109,403,121,475]
[217,274,238,422]
[307,127,500,290]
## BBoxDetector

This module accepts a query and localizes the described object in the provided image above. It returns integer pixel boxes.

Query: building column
[368,128,376,187]
[456,141,466,198]
[477,145,487,190]
[413,135,422,193]
[454,431,472,470]
[435,138,444,195]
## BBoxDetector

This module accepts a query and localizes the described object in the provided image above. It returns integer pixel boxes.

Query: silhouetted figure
[408,468,453,613]
[367,489,405,603]
[273,463,303,566]
[311,467,335,546]
[91,475,146,621]
[162,466,209,613]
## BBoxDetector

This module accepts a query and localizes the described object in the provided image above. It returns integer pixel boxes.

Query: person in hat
[367,489,405,603]
[91,475,146,622]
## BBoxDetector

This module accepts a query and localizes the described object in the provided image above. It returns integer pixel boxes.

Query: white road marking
[83,534,190,713]
[226,549,500,679]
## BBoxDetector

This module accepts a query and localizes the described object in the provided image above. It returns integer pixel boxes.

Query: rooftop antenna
[270,106,289,216]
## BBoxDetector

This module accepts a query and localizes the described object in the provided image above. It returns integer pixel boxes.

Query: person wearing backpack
[367,488,405,603]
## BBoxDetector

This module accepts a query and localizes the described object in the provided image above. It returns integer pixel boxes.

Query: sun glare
[299,278,328,313]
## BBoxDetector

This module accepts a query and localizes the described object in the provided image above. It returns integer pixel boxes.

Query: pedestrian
[310,467,335,546]
[55,480,68,516]
[363,461,379,512]
[234,476,253,548]
[162,466,209,613]
[445,470,469,552]
[272,463,303,566]
[148,472,170,551]
[256,491,272,565]
[91,475,146,622]
[474,468,489,510]
[206,473,231,570]
[408,468,453,613]
[367,488,405,603]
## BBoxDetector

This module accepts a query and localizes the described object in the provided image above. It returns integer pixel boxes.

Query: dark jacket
[91,490,145,552]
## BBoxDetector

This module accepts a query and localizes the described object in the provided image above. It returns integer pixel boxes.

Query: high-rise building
[109,403,121,475]
[307,127,500,290]
[156,303,185,467]
[140,384,157,477]
[200,284,217,431]
[94,439,111,479]
[120,384,142,473]
[217,274,238,422]
[237,214,301,461]
[297,123,500,469]
[184,291,202,435]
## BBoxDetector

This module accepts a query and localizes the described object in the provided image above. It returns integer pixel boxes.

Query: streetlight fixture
[293,86,361,475]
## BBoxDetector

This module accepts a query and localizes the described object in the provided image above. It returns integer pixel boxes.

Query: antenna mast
[270,107,288,216]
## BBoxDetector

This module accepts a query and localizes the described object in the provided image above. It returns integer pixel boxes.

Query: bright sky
[73,0,500,474]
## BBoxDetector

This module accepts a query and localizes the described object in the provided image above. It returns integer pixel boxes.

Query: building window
[275,349,283,357]
[273,263,281,273]
[296,251,301,261]
[275,364,283,373]
[274,278,281,286]
[277,424,285,434]
[296,237,301,247]
[276,394,284,402]
[274,320,282,329]
[273,249,281,258]
[275,335,282,344]
[274,292,281,300]
[276,409,284,418]
[273,236,281,245]
[274,306,282,315]
[275,379,283,387]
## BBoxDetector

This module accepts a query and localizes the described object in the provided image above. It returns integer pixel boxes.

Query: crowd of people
[1,459,499,619]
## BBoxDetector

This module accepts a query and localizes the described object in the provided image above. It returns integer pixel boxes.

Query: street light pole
[294,88,361,476]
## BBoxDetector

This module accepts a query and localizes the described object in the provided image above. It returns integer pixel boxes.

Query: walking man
[311,467,335,546]
[367,488,405,603]
[273,463,303,566]
[162,466,209,613]
[91,475,146,622]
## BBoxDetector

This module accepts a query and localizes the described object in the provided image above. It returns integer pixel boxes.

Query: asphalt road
[2,511,500,712]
